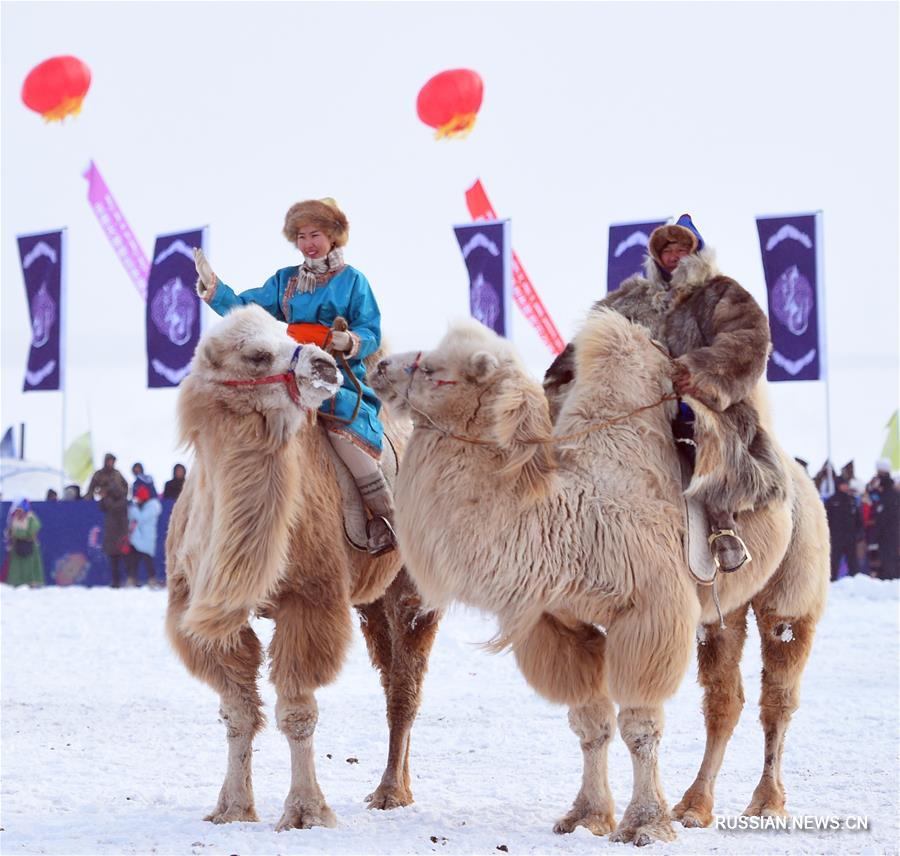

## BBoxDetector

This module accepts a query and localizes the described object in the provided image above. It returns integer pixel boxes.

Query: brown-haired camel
[165,304,440,830]
[372,310,829,846]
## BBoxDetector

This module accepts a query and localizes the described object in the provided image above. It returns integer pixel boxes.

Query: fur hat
[648,213,705,264]
[282,198,349,247]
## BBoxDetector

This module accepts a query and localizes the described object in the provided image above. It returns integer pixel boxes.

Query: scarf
[298,247,345,294]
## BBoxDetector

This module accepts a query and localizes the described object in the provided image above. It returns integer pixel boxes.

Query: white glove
[329,330,352,353]
[193,247,216,296]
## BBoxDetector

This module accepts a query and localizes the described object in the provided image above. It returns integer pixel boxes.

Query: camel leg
[604,591,696,846]
[744,604,817,818]
[553,695,617,836]
[269,585,353,831]
[358,569,441,810]
[610,706,676,846]
[672,603,749,828]
[511,612,614,835]
[165,576,264,823]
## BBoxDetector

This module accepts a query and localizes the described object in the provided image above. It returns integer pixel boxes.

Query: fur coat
[544,249,787,515]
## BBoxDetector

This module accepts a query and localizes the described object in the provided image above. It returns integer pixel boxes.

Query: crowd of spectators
[817,458,899,581]
[3,453,187,589]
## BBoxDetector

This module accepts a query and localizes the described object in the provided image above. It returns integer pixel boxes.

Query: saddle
[323,428,400,552]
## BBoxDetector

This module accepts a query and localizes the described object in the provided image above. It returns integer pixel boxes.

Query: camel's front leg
[553,695,617,836]
[274,694,336,830]
[611,706,676,846]
[166,576,263,824]
[672,604,749,828]
[269,588,353,831]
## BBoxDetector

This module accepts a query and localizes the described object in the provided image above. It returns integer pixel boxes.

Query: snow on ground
[1,575,897,856]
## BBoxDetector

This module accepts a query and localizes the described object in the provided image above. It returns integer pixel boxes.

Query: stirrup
[366,515,397,557]
[708,529,752,573]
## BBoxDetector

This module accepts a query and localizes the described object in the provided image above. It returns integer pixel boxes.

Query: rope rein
[417,392,679,447]
[383,352,678,448]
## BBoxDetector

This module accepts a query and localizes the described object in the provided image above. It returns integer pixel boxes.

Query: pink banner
[83,160,149,299]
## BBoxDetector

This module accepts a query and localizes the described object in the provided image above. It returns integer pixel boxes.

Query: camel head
[179,305,341,447]
[373,319,557,498]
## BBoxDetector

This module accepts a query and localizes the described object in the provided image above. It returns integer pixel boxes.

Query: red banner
[465,180,565,354]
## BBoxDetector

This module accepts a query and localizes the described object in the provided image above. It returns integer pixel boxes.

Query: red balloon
[416,69,483,139]
[22,56,92,122]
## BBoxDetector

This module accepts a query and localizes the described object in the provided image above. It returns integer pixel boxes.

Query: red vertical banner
[465,180,565,355]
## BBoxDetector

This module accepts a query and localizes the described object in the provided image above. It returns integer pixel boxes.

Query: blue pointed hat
[674,213,704,251]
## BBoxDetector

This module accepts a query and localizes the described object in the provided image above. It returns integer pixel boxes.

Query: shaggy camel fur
[165,305,439,830]
[372,311,829,845]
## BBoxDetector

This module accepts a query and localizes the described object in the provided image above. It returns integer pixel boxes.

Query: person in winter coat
[98,482,130,587]
[130,462,158,500]
[867,459,899,579]
[824,478,861,580]
[4,499,45,587]
[193,198,396,556]
[85,453,129,502]
[544,214,785,573]
[162,463,186,502]
[127,484,163,588]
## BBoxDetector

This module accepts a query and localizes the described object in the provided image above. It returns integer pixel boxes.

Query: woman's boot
[355,471,397,557]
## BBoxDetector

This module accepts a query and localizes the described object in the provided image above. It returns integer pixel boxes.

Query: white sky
[2,1,898,490]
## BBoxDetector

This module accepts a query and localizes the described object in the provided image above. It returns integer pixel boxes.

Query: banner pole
[816,211,834,491]
[60,228,68,492]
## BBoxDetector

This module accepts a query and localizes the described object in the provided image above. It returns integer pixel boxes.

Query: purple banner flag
[17,230,64,392]
[83,160,150,299]
[756,213,823,382]
[453,219,512,337]
[607,219,667,293]
[146,229,205,387]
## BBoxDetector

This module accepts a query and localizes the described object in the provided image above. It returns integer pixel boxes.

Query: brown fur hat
[648,224,698,264]
[282,198,349,247]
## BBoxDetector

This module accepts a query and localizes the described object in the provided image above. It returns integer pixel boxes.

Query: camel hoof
[677,811,709,828]
[671,798,713,829]
[275,801,337,831]
[365,785,413,810]
[610,820,677,846]
[553,809,616,836]
[744,803,788,819]
[203,805,258,824]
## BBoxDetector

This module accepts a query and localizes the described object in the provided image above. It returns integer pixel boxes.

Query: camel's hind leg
[512,613,616,836]
[357,569,441,810]
[269,579,353,831]
[166,576,264,823]
[744,603,818,818]
[672,603,750,828]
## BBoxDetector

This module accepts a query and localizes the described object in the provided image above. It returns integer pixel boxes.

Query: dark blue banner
[146,229,204,387]
[17,230,64,391]
[453,219,511,337]
[607,219,666,293]
[756,214,822,381]
[1,500,175,587]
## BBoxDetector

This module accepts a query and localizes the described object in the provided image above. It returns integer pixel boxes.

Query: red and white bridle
[221,345,305,405]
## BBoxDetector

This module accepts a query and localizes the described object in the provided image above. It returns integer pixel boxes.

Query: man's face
[660,242,691,273]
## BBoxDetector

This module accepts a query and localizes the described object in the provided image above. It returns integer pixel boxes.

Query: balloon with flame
[21,56,92,122]
[416,69,483,140]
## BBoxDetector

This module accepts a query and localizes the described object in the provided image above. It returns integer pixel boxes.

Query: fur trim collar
[643,247,719,292]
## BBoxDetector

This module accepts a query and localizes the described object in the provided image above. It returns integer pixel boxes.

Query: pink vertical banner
[83,160,149,299]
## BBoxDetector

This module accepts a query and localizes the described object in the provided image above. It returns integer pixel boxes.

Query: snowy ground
[1,576,897,856]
